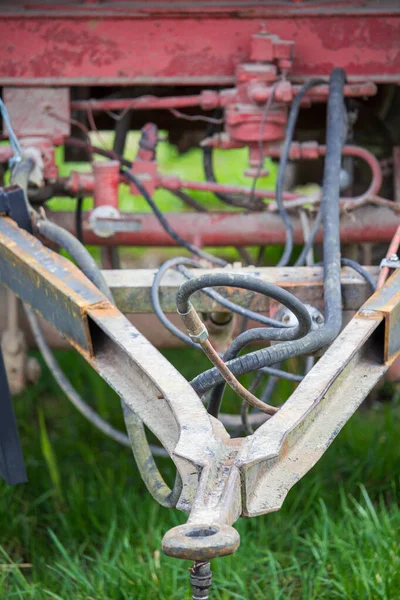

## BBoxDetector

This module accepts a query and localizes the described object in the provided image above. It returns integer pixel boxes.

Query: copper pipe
[377,224,400,289]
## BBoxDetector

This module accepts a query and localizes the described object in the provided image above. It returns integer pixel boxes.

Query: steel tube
[71,95,204,112]
[159,175,299,200]
[48,206,399,247]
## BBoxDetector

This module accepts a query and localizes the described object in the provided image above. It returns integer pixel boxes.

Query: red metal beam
[48,206,398,247]
[0,8,399,85]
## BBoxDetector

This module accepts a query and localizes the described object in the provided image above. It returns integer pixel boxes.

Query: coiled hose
[189,67,347,396]
[175,272,313,417]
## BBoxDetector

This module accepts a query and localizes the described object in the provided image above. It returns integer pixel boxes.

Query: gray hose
[35,219,113,302]
[178,265,289,328]
[25,304,130,446]
[275,78,327,267]
[341,257,376,292]
[151,257,291,349]
[176,272,312,417]
[190,68,347,395]
[32,219,180,504]
[122,404,182,508]
[294,209,323,267]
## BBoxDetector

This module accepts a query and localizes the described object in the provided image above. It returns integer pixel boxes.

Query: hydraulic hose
[25,304,131,447]
[182,273,312,417]
[176,274,311,340]
[340,257,377,292]
[152,257,290,349]
[294,209,323,267]
[275,78,327,267]
[151,257,203,349]
[121,169,227,267]
[35,219,113,302]
[190,68,347,396]
[294,218,376,292]
[32,218,181,505]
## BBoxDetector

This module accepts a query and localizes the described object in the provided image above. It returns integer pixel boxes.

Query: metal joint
[380,254,400,269]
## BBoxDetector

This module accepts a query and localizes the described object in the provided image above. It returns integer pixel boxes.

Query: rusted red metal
[69,82,376,113]
[71,95,208,112]
[157,175,299,200]
[92,160,120,208]
[2,88,70,140]
[377,224,400,290]
[48,206,399,247]
[249,81,377,104]
[0,147,13,163]
[0,4,399,85]
[63,170,302,200]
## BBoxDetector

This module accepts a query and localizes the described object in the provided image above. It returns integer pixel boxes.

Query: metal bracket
[380,254,400,269]
[0,185,32,233]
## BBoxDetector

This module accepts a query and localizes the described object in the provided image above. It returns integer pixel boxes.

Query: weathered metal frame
[48,206,400,248]
[1,2,399,85]
[1,215,400,562]
[103,265,378,315]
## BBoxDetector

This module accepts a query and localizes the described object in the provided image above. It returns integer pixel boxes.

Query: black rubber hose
[35,219,113,302]
[190,68,347,395]
[176,273,311,338]
[301,256,376,292]
[340,257,377,292]
[176,269,312,418]
[121,169,227,267]
[275,78,327,267]
[152,257,291,349]
[178,265,290,328]
[151,257,203,349]
[170,189,208,212]
[204,278,312,416]
[294,208,323,267]
[113,110,132,156]
[203,145,264,210]
[176,271,312,416]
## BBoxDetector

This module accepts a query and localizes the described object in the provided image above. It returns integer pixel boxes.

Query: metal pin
[190,561,213,599]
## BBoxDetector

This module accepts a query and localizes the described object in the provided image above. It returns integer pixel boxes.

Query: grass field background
[1,135,399,599]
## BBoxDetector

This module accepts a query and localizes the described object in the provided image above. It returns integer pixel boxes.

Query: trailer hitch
[1,215,400,594]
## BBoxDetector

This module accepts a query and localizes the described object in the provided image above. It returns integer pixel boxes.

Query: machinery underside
[1,2,400,597]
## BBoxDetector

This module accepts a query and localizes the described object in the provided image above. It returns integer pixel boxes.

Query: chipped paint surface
[0,9,399,84]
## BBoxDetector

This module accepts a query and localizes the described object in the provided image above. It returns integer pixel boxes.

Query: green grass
[1,349,400,599]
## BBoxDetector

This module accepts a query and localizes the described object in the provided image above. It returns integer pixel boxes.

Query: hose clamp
[189,326,209,344]
[380,254,400,270]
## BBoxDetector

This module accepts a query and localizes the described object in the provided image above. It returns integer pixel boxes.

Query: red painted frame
[0,2,399,86]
